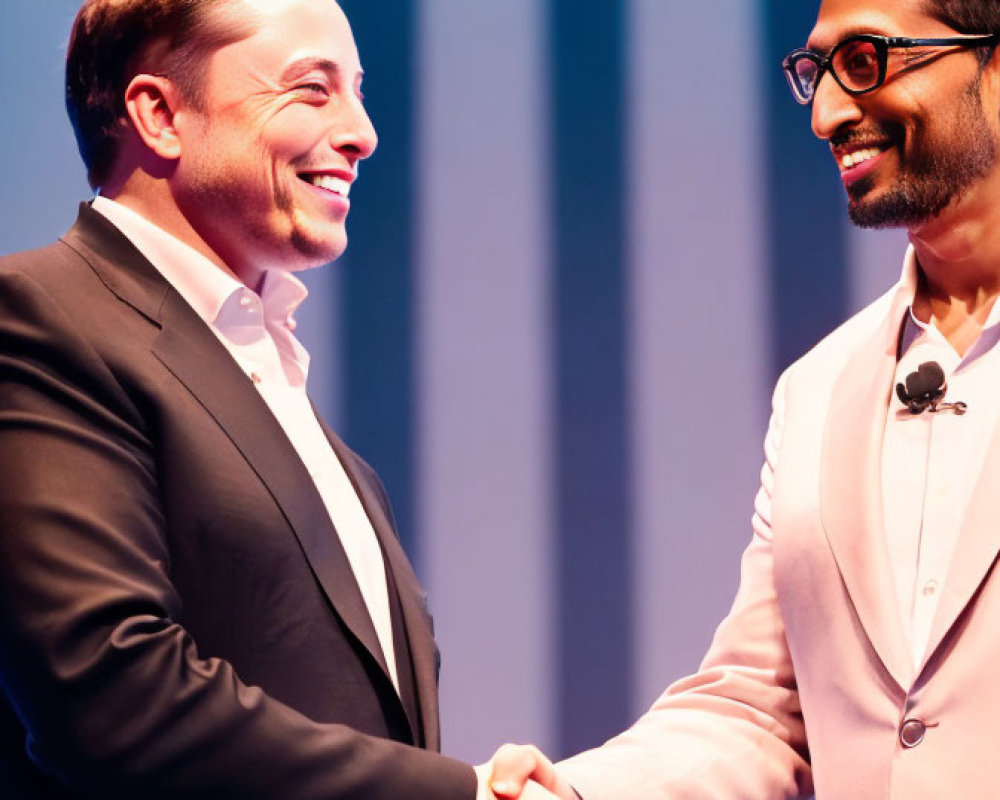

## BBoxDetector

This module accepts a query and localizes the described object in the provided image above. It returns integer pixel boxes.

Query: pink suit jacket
[559,247,1000,799]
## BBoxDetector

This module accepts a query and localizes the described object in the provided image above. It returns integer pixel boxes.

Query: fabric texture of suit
[558,246,1000,799]
[0,204,475,799]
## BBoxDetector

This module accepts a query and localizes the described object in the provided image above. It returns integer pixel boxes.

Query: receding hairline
[164,0,353,84]
[138,0,263,107]
[168,0,264,68]
[172,0,363,103]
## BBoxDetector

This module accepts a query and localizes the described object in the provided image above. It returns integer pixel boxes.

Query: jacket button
[899,718,926,748]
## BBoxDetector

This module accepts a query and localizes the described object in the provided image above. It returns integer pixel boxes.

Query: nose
[334,95,378,162]
[811,71,863,141]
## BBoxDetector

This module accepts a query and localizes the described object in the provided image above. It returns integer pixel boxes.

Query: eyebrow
[806,25,889,55]
[280,57,364,83]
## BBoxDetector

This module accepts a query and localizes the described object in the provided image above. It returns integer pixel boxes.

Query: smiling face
[169,0,377,281]
[808,0,1000,229]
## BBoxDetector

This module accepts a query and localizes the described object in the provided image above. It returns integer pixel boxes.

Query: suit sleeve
[556,369,813,800]
[0,269,477,800]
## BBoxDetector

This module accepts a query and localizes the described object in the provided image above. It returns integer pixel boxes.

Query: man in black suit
[0,1,553,797]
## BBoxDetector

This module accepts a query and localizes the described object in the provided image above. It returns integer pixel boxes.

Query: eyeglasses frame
[782,32,1000,105]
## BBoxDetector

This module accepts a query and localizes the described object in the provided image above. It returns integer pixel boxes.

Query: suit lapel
[819,290,914,690]
[922,416,1000,670]
[65,206,390,689]
[320,419,441,749]
[819,256,1000,682]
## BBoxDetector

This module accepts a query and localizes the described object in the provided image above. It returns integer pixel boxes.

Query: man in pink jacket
[486,0,1000,797]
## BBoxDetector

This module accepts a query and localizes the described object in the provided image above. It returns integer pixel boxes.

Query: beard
[846,78,998,229]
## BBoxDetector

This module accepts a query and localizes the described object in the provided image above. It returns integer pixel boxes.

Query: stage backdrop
[1,0,907,763]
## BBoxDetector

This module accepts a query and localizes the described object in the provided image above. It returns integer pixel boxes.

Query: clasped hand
[476,743,577,800]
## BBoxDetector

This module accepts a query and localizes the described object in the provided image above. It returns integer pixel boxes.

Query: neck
[103,170,265,291]
[908,168,1000,298]
[905,177,1000,355]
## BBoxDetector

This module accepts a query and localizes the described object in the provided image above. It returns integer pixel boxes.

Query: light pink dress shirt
[882,258,1000,668]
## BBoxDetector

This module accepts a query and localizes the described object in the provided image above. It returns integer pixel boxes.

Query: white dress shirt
[882,261,1000,669]
[91,196,400,693]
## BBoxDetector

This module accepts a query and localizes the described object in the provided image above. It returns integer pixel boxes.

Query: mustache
[829,121,903,150]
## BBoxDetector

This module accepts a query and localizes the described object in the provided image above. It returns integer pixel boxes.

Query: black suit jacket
[0,205,475,799]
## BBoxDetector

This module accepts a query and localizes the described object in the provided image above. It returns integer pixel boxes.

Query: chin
[288,225,348,268]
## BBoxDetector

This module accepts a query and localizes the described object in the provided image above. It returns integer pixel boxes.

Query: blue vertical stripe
[550,0,633,756]
[416,0,555,762]
[763,0,848,377]
[0,1,88,251]
[337,0,419,560]
[628,0,771,717]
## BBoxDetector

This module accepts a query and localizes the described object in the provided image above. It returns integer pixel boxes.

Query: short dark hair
[925,0,1000,63]
[65,0,256,189]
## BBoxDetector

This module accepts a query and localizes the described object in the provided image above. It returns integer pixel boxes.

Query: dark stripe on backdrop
[550,0,633,756]
[762,0,848,379]
[337,0,419,561]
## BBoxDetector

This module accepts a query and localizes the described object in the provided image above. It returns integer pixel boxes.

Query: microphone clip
[895,361,967,415]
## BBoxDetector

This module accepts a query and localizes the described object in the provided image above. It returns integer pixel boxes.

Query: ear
[123,73,184,161]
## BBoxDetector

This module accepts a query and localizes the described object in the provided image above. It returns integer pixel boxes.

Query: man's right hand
[480,744,578,800]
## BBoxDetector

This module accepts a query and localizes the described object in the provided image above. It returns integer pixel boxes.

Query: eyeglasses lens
[832,39,881,92]
[793,58,819,102]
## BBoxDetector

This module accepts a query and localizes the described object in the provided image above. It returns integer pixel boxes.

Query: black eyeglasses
[782,32,1000,104]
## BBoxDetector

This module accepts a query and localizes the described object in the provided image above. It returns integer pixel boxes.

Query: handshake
[474,744,578,800]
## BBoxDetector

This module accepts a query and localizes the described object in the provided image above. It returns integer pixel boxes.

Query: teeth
[840,147,883,169]
[305,174,351,197]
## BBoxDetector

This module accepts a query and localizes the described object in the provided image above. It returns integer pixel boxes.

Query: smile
[832,142,892,187]
[299,173,352,198]
[840,147,883,169]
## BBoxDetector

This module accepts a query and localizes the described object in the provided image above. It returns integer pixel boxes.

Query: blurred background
[1,0,907,764]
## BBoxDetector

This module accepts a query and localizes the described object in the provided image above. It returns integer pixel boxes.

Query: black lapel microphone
[895,361,967,415]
